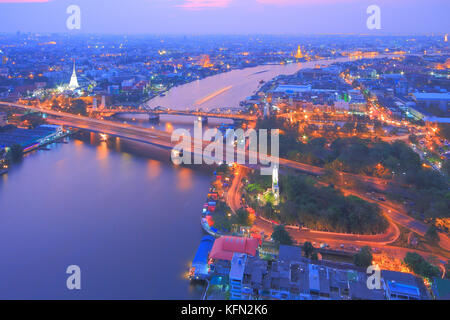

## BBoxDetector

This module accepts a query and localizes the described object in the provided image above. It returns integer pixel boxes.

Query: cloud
[177,0,232,10]
[256,0,358,5]
[0,0,51,2]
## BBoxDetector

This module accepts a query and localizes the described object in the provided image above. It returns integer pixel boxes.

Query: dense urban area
[0,33,449,300]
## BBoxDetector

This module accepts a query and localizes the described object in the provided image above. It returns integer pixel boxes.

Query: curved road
[227,166,399,246]
[227,166,450,260]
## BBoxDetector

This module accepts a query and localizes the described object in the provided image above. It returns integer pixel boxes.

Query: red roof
[209,236,259,261]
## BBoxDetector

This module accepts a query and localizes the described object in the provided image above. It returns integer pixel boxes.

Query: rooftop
[230,253,247,281]
[209,236,259,261]
[413,92,450,101]
[278,245,302,263]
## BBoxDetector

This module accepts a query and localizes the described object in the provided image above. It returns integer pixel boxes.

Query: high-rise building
[68,60,79,90]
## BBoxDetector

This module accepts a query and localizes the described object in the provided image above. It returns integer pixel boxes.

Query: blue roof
[192,235,215,265]
[413,92,450,101]
[387,281,420,297]
[0,125,58,148]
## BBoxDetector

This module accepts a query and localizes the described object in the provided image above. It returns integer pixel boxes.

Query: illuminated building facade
[68,60,79,90]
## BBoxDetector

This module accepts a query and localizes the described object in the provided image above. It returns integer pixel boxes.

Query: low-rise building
[210,243,430,300]
[382,270,429,300]
[413,92,450,114]
[431,278,450,300]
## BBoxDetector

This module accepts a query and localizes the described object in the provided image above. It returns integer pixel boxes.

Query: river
[0,134,214,299]
[146,62,307,110]
[0,58,363,299]
[144,56,362,111]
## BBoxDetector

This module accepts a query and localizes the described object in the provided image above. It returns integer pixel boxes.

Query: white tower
[272,165,280,205]
[68,60,79,90]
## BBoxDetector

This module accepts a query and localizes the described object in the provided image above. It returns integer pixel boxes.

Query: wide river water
[0,58,355,299]
[145,60,332,110]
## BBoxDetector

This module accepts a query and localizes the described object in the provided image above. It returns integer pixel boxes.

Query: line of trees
[403,252,441,279]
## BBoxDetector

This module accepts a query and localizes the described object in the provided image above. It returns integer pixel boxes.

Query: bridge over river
[88,107,258,123]
[1,101,398,189]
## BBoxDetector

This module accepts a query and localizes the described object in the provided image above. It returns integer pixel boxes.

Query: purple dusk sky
[0,0,448,34]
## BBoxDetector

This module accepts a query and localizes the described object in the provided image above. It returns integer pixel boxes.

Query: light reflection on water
[0,135,211,299]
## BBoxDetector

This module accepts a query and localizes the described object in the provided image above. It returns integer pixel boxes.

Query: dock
[189,235,215,281]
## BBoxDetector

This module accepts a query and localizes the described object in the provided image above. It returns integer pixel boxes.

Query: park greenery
[245,172,388,235]
[210,202,251,232]
[257,118,450,221]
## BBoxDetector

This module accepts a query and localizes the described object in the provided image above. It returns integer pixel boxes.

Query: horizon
[1,32,448,36]
[0,0,448,34]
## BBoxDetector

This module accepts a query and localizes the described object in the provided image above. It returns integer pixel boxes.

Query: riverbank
[0,133,212,299]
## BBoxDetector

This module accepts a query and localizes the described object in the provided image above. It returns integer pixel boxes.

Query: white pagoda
[68,60,79,90]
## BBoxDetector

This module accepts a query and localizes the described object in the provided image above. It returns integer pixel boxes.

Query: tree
[271,225,293,245]
[442,160,450,177]
[404,252,441,279]
[262,203,276,220]
[425,225,440,244]
[302,241,314,259]
[9,144,23,162]
[211,212,231,232]
[232,208,251,227]
[353,246,373,269]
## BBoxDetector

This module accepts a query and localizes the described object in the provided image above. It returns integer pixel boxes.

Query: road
[1,102,401,187]
[3,102,450,253]
[226,166,450,260]
[227,166,399,246]
[339,187,450,252]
